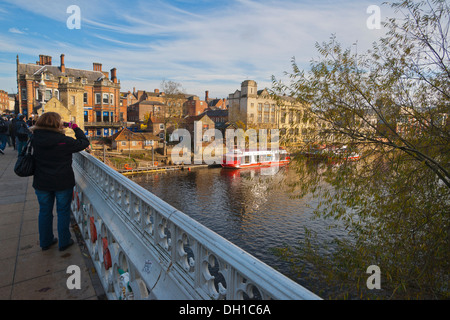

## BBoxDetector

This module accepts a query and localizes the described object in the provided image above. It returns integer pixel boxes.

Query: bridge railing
[71,151,321,300]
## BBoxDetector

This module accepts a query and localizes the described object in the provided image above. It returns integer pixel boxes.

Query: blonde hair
[33,112,64,133]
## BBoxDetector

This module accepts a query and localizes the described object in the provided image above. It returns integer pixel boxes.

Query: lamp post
[38,73,46,114]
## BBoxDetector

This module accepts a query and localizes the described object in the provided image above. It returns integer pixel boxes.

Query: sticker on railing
[142,260,153,274]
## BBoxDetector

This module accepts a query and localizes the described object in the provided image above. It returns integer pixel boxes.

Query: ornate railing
[71,151,320,300]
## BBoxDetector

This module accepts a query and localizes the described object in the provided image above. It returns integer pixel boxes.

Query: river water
[130,164,348,295]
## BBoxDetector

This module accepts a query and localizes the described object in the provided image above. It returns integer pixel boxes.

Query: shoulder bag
[14,136,35,177]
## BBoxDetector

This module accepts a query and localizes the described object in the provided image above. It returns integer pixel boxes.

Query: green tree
[271,0,449,299]
[160,79,186,155]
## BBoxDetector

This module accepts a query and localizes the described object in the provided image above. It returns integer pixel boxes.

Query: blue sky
[0,0,392,99]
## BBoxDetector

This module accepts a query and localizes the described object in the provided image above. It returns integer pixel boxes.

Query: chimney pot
[110,68,117,83]
[60,54,65,73]
[93,63,102,72]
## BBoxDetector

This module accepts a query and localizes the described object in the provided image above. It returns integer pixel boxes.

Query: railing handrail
[72,151,321,300]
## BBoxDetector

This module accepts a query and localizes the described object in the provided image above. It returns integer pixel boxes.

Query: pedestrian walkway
[0,145,105,300]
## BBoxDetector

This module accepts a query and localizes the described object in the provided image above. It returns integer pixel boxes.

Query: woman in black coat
[30,112,90,251]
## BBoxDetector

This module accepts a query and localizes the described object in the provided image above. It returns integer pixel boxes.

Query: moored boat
[222,148,290,169]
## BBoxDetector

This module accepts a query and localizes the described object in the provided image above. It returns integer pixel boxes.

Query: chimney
[154,89,159,94]
[39,55,44,66]
[110,68,117,83]
[46,55,52,65]
[93,62,102,72]
[60,54,65,73]
[205,90,209,102]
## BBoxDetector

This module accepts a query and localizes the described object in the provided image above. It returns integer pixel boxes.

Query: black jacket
[31,127,90,191]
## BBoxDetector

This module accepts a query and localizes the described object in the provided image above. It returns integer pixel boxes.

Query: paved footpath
[0,145,105,300]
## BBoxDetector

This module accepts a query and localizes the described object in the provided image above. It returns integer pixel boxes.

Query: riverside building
[16,54,124,137]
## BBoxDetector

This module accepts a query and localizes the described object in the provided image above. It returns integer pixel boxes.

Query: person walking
[15,114,29,155]
[9,114,17,150]
[30,112,90,251]
[0,116,9,155]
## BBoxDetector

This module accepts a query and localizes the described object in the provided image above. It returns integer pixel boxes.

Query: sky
[0,0,395,99]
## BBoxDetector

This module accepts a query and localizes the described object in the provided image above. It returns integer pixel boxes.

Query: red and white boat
[221,148,291,169]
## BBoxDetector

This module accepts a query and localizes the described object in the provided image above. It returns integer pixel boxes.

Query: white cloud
[8,27,26,34]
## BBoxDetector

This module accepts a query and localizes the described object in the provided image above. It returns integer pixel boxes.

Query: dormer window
[68,77,74,83]
[45,73,50,80]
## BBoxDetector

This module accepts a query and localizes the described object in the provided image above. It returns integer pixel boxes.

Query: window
[21,88,26,100]
[110,94,114,105]
[258,103,262,112]
[84,93,88,104]
[121,141,126,146]
[45,73,50,80]
[45,89,52,101]
[103,111,110,122]
[264,102,270,112]
[96,111,101,122]
[71,96,75,105]
[159,124,164,130]
[95,93,101,104]
[84,111,88,122]
[54,89,59,100]
[103,93,109,104]
[69,77,73,83]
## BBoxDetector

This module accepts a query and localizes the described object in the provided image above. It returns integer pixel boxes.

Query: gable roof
[111,128,159,141]
[184,114,214,124]
[18,63,108,82]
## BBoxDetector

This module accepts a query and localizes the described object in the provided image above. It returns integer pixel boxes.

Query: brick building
[111,128,159,152]
[0,90,9,113]
[183,95,208,117]
[16,54,124,137]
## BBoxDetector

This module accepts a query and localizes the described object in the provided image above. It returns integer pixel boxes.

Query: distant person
[0,116,8,154]
[9,114,17,150]
[15,114,30,155]
[30,112,90,251]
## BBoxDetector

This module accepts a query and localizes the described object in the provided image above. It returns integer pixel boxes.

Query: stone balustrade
[71,151,321,300]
